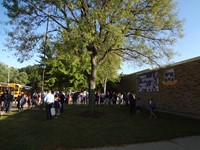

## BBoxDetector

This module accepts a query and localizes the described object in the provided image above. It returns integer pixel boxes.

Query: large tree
[2,0,183,112]
[40,38,121,92]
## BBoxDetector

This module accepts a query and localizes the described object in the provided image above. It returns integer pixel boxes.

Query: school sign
[138,71,159,92]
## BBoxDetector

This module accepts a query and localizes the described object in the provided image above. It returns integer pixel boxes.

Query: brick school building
[120,56,200,118]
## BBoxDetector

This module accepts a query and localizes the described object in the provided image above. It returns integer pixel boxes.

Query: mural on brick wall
[162,69,177,86]
[138,71,159,92]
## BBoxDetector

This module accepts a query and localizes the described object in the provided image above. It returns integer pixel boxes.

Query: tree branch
[29,2,68,31]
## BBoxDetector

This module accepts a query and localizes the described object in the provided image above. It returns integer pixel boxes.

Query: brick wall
[120,57,200,117]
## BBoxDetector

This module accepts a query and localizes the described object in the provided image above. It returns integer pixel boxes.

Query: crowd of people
[0,90,157,119]
[42,90,157,120]
[0,90,13,113]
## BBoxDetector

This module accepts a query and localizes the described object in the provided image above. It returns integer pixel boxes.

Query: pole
[42,6,50,92]
[7,66,10,83]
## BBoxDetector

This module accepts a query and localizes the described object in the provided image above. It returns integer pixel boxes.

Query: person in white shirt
[44,90,54,120]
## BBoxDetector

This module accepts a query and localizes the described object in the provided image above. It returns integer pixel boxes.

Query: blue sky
[0,0,200,74]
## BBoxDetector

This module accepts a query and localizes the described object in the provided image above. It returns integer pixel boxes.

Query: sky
[0,0,200,74]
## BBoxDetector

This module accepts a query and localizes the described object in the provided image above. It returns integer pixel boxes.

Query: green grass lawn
[0,105,200,150]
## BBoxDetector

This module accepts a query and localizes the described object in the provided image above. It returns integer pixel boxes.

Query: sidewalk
[85,136,200,150]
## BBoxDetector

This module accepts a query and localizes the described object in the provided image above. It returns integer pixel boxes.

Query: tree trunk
[88,54,97,112]
[103,77,107,95]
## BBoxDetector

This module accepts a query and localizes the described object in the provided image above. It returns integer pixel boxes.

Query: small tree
[96,53,121,94]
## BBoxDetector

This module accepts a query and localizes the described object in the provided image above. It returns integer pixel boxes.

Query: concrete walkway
[85,136,200,150]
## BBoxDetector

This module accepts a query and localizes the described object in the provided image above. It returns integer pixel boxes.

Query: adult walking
[129,92,136,115]
[59,91,65,114]
[149,98,157,119]
[44,90,54,120]
[5,91,14,113]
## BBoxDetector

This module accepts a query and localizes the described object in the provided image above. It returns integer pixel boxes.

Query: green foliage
[12,69,28,85]
[0,61,28,85]
[20,65,41,90]
[0,62,9,82]
[37,39,89,91]
[2,0,183,67]
[97,53,121,83]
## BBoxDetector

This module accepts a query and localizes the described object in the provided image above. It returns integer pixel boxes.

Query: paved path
[84,136,200,150]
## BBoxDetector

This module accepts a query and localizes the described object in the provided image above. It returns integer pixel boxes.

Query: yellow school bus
[0,82,11,95]
[0,82,32,99]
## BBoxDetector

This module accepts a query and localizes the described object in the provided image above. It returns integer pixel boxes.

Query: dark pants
[5,101,12,113]
[60,102,64,113]
[130,104,136,115]
[45,103,53,120]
